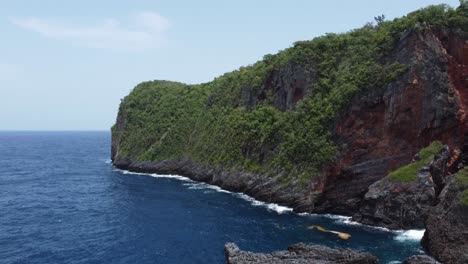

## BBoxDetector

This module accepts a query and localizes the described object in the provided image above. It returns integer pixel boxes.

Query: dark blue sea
[0,131,424,263]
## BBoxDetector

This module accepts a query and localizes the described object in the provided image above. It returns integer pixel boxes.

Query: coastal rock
[402,255,440,264]
[314,28,468,216]
[113,157,315,212]
[421,170,468,264]
[352,146,450,229]
[224,243,377,264]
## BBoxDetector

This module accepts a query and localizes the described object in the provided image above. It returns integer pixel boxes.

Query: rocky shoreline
[113,154,468,264]
[112,156,315,213]
[224,243,443,264]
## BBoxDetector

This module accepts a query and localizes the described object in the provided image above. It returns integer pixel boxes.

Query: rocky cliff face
[421,169,468,264]
[112,27,467,219]
[352,146,450,229]
[314,29,468,215]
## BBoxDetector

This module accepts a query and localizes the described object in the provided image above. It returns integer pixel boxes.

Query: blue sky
[0,0,461,130]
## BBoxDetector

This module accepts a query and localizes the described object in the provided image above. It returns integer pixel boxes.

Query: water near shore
[0,131,423,263]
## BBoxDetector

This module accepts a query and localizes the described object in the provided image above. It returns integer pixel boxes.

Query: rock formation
[422,169,468,264]
[224,243,377,264]
[353,146,450,229]
[402,255,440,264]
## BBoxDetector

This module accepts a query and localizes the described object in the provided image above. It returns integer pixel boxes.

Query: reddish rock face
[313,29,468,214]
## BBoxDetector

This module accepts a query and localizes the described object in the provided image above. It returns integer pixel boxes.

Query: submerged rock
[224,243,377,264]
[422,169,468,264]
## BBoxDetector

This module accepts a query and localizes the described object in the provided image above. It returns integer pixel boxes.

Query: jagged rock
[402,255,440,264]
[421,170,468,264]
[224,243,377,264]
[352,146,450,229]
[315,28,468,216]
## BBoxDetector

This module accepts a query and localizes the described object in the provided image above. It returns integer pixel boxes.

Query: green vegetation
[454,168,468,206]
[388,141,444,183]
[451,167,468,207]
[460,191,468,206]
[113,3,467,185]
[455,168,468,187]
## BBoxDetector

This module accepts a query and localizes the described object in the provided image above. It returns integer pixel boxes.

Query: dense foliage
[455,168,468,206]
[388,141,444,183]
[113,3,467,183]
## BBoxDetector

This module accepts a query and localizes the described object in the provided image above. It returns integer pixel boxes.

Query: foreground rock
[224,243,377,264]
[402,255,440,264]
[422,169,468,264]
[353,146,449,229]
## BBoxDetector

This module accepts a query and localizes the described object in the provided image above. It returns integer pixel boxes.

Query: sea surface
[0,131,424,264]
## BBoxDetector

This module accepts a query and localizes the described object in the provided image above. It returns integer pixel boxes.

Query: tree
[374,14,386,26]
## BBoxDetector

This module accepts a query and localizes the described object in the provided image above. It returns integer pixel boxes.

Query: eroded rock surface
[224,243,377,264]
[353,146,450,229]
[402,255,440,264]
[422,170,468,264]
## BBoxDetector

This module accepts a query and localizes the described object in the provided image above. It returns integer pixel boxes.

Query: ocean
[0,131,423,263]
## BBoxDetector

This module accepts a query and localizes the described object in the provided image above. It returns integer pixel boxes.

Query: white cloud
[11,12,170,52]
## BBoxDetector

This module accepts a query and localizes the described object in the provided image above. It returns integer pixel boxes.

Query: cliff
[112,3,467,262]
[421,168,468,264]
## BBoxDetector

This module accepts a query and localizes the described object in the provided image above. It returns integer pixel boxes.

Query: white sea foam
[184,182,232,193]
[117,169,194,182]
[104,159,112,164]
[298,213,393,232]
[114,168,292,214]
[234,193,293,214]
[113,167,426,236]
[394,229,425,242]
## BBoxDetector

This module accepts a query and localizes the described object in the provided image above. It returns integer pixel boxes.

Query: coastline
[112,157,316,213]
[111,163,425,242]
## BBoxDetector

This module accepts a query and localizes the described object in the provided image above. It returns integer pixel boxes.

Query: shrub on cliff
[388,141,444,183]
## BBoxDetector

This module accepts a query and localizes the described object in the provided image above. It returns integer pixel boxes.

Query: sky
[0,0,461,130]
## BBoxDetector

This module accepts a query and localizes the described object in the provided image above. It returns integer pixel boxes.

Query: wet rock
[402,255,440,264]
[353,146,450,229]
[224,243,377,264]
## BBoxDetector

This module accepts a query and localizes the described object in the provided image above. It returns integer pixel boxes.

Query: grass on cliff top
[460,190,468,207]
[455,167,468,187]
[388,141,444,183]
[455,168,468,206]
